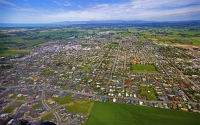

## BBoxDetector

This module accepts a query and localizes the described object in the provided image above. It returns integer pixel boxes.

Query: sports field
[138,85,157,100]
[131,64,158,73]
[86,102,200,125]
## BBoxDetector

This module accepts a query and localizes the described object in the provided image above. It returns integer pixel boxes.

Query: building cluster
[0,33,200,124]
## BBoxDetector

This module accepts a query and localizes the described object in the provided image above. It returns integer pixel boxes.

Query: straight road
[106,41,121,94]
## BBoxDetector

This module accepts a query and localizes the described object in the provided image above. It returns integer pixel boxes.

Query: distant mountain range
[0,20,199,27]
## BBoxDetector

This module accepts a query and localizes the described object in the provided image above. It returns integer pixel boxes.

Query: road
[54,88,200,105]
[1,84,199,124]
[124,51,127,71]
[170,61,200,90]
[106,41,120,94]
[41,89,61,125]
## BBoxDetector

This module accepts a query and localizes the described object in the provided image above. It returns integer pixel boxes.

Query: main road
[41,89,61,125]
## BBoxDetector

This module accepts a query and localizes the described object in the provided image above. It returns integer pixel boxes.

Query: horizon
[0,0,200,23]
[0,19,200,24]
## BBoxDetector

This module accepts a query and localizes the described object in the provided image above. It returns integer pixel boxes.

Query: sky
[0,0,200,23]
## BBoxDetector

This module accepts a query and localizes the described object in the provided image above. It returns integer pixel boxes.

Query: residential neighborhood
[0,33,200,125]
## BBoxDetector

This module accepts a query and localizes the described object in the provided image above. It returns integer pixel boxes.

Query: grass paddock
[86,102,200,125]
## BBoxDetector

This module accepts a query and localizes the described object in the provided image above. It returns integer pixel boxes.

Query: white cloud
[0,0,40,12]
[1,0,200,23]
[0,0,17,7]
[52,0,71,7]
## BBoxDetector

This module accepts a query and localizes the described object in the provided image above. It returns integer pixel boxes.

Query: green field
[15,102,23,107]
[66,98,94,114]
[8,93,17,99]
[41,70,51,76]
[105,43,118,48]
[41,113,55,121]
[0,27,83,57]
[138,85,157,100]
[86,102,200,125]
[17,96,26,100]
[82,66,89,71]
[131,64,158,73]
[32,103,43,109]
[2,107,15,113]
[53,96,74,105]
[0,49,30,57]
[53,96,94,114]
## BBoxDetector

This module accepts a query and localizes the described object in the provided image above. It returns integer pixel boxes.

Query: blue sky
[0,0,200,23]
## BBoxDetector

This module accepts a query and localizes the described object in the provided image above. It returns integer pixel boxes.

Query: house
[113,98,116,102]
[0,113,8,118]
[47,98,54,104]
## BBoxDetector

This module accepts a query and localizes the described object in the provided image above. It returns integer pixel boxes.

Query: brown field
[172,44,199,50]
[159,43,199,50]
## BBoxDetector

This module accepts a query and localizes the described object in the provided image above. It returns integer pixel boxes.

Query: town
[0,29,199,125]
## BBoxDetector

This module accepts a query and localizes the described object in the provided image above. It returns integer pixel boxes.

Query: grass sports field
[131,64,158,73]
[86,102,200,125]
[138,85,157,100]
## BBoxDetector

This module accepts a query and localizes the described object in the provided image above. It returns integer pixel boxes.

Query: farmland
[0,49,31,57]
[0,27,88,57]
[126,26,200,47]
[1,22,200,57]
[87,102,200,125]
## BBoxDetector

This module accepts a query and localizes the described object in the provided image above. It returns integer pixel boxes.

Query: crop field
[125,26,200,47]
[86,102,200,125]
[1,24,200,57]
[0,49,31,57]
[0,27,85,56]
[131,64,158,73]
